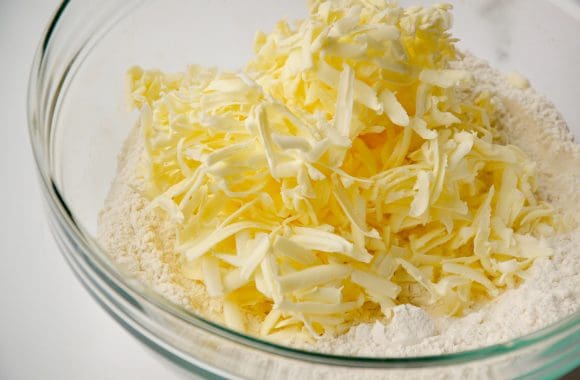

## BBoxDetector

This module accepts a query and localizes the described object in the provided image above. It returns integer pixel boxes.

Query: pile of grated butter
[125,0,557,340]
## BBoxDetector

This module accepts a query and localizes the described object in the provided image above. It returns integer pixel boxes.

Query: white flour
[97,52,579,357]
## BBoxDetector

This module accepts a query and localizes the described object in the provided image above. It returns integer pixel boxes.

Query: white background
[0,2,192,379]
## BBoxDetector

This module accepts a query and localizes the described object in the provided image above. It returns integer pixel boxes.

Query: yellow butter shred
[127,0,557,339]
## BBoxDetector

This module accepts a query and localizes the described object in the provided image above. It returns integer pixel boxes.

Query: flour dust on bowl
[28,0,579,378]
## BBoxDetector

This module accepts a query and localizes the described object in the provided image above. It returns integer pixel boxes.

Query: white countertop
[0,2,193,379]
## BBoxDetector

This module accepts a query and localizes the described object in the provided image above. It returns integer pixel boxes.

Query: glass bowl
[28,0,580,378]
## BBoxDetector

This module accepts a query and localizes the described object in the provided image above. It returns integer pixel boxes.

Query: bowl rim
[27,0,580,370]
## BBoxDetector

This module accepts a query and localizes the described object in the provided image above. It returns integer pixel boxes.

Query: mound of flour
[97,52,579,356]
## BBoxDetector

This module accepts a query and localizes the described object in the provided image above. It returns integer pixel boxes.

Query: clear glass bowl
[28,0,580,378]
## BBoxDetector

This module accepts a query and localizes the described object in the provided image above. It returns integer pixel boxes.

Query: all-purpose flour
[97,52,579,357]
